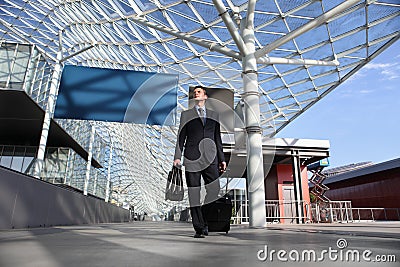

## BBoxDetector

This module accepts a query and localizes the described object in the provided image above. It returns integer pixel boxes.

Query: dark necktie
[198,108,205,125]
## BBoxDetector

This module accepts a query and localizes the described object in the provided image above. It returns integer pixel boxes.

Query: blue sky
[276,40,400,168]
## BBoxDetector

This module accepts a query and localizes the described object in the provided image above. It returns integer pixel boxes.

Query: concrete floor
[0,221,399,267]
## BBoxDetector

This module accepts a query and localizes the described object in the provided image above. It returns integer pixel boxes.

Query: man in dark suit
[174,85,226,238]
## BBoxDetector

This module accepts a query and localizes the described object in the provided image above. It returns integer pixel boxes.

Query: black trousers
[185,164,220,234]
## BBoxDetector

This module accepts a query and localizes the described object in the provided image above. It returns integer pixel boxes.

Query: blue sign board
[54,65,178,126]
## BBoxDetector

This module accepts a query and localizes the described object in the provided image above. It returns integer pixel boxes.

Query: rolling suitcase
[202,177,232,234]
[202,194,232,234]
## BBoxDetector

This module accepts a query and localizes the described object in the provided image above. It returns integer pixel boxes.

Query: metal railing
[232,200,313,224]
[231,200,359,224]
[352,208,400,222]
[310,201,353,223]
[232,200,400,224]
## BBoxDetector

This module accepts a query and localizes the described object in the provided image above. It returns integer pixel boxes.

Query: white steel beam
[212,0,248,56]
[60,44,95,62]
[257,56,339,66]
[129,16,241,60]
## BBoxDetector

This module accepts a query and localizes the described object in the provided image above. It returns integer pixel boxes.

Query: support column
[242,0,266,228]
[64,148,72,185]
[291,150,304,223]
[93,169,98,195]
[105,142,113,202]
[33,50,63,178]
[32,32,94,179]
[23,46,39,95]
[243,79,266,228]
[84,124,95,196]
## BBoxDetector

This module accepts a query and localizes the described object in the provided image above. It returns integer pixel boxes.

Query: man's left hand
[219,161,227,173]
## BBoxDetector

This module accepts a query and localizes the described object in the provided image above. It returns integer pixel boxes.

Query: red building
[323,158,400,220]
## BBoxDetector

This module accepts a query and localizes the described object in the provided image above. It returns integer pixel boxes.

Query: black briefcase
[202,194,232,234]
[165,166,184,201]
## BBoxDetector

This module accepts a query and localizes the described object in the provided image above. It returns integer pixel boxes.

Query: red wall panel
[325,169,400,208]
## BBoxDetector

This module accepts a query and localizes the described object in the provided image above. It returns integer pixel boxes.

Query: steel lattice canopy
[1,0,399,134]
[1,0,399,215]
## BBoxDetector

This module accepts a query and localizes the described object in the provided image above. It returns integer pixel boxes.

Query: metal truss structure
[0,0,399,216]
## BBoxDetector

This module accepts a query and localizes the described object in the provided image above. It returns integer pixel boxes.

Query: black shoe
[203,226,208,236]
[194,233,205,238]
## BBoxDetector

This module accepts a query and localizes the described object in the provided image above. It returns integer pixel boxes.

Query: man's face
[193,88,207,101]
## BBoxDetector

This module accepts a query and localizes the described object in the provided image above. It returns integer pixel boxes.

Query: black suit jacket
[174,107,225,171]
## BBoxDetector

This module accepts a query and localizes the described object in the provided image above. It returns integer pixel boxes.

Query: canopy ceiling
[1,0,398,135]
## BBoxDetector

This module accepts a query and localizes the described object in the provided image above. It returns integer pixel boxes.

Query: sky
[276,40,400,169]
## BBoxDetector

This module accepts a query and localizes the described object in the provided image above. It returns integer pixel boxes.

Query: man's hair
[193,85,207,96]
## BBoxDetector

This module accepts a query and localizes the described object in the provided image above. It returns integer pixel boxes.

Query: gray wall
[0,166,129,229]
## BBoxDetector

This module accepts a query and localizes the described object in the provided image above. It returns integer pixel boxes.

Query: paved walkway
[0,221,399,267]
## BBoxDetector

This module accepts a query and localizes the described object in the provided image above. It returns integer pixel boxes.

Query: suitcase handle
[220,168,232,196]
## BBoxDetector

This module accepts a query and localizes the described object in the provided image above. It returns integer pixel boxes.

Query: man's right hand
[173,159,181,167]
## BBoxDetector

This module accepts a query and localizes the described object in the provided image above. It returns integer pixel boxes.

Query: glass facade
[0,43,178,214]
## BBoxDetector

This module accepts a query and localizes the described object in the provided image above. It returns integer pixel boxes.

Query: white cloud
[382,68,400,80]
[363,62,400,80]
[363,62,395,70]
[359,89,373,94]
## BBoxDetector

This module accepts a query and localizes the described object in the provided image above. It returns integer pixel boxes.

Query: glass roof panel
[167,4,203,31]
[274,63,301,74]
[307,64,337,77]
[333,30,367,55]
[295,25,331,51]
[114,0,136,15]
[146,11,172,28]
[209,22,234,43]
[367,4,400,23]
[253,13,279,29]
[313,73,339,88]
[368,18,400,42]
[268,48,296,58]
[290,82,315,95]
[285,69,311,84]
[328,14,364,39]
[301,43,334,61]
[285,16,310,32]
[256,1,281,14]
[133,0,157,12]
[296,91,318,103]
[258,18,288,36]
[276,0,310,13]
[322,0,345,11]
[291,1,323,17]
[190,1,220,24]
